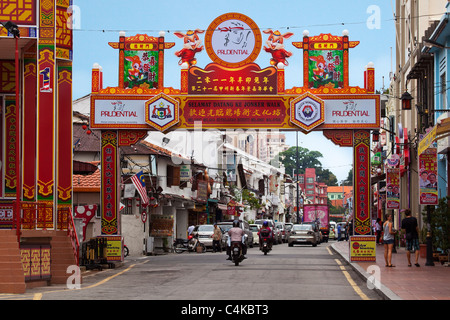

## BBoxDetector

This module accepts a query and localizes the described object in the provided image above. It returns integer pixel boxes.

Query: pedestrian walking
[375,218,382,244]
[212,224,222,253]
[383,212,397,267]
[337,224,342,241]
[401,209,420,267]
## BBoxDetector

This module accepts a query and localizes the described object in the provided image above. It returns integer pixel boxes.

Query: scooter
[227,234,247,266]
[173,234,205,253]
[231,241,244,266]
[259,229,272,255]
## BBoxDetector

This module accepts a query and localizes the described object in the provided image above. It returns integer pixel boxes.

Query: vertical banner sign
[386,168,400,209]
[57,61,73,228]
[353,130,371,235]
[101,131,119,235]
[23,58,37,201]
[4,97,17,196]
[419,148,438,205]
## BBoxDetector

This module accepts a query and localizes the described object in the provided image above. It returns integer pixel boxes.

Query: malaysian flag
[131,171,149,205]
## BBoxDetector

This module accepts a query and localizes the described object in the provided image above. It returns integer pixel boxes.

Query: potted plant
[419,226,427,259]
[431,196,450,264]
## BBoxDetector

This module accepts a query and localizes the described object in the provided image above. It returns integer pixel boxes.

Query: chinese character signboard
[353,130,371,235]
[123,49,159,89]
[101,131,119,235]
[308,47,344,89]
[187,63,277,95]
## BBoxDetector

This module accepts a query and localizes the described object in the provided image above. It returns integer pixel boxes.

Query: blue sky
[72,0,396,181]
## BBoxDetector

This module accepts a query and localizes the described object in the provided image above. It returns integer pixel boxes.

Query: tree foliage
[274,146,338,185]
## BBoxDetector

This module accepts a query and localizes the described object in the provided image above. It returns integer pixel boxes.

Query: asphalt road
[10,240,382,303]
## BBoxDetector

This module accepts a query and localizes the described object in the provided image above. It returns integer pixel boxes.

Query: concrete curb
[330,243,402,300]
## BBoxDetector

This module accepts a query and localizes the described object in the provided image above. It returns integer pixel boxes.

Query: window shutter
[167,165,173,187]
[173,166,180,186]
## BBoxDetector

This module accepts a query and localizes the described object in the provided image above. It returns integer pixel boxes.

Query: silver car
[193,224,214,248]
[275,222,286,243]
[288,224,318,247]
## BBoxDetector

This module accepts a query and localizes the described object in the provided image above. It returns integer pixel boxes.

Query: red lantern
[86,130,92,135]
[82,124,87,130]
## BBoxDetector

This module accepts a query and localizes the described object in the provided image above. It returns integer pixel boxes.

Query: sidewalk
[331,241,450,300]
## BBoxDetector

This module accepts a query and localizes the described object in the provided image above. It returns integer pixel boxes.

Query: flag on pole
[131,171,149,205]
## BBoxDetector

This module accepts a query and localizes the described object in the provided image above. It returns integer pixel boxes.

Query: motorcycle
[173,234,205,253]
[230,241,245,266]
[259,229,272,255]
[227,234,247,266]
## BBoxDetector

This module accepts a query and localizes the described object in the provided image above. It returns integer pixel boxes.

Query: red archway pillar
[353,129,371,235]
[100,131,120,235]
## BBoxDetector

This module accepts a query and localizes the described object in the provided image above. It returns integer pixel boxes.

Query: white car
[192,224,215,248]
[249,224,260,245]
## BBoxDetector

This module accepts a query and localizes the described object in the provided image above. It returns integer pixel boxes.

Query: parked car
[249,224,260,246]
[192,224,215,248]
[217,220,254,248]
[254,219,280,244]
[288,224,318,247]
[284,222,294,240]
[275,222,287,243]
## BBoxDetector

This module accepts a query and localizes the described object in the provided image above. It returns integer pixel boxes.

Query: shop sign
[197,181,208,202]
[180,165,191,182]
[99,236,123,262]
[418,125,437,155]
[350,236,376,262]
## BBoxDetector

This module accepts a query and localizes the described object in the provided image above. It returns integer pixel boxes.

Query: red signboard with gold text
[353,130,371,235]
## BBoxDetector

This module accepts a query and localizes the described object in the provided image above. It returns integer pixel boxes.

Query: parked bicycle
[173,234,205,253]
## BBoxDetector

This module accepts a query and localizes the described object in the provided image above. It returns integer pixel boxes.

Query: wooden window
[167,165,180,187]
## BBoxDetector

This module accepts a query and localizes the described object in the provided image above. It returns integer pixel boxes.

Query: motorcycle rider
[226,220,247,260]
[258,221,273,250]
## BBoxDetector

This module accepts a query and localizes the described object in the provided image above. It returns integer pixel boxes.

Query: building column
[353,130,371,235]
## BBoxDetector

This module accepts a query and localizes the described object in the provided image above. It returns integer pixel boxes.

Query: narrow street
[16,240,382,301]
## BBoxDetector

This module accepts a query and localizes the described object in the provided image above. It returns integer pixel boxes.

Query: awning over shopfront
[436,117,450,141]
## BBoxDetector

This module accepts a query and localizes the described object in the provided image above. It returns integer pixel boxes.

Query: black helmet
[233,220,239,227]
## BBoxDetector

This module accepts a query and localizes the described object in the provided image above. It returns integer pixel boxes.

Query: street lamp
[400,90,413,110]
